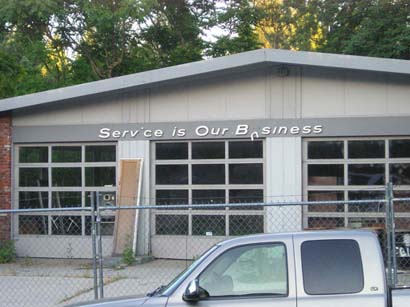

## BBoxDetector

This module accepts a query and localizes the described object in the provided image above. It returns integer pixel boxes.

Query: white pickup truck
[70,230,410,307]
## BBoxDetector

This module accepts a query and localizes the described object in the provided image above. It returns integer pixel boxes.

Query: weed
[0,240,16,263]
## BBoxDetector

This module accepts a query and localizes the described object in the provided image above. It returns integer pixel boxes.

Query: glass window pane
[348,140,384,159]
[156,165,188,185]
[155,215,188,235]
[307,217,344,229]
[390,163,410,185]
[199,243,287,297]
[229,215,264,236]
[308,141,344,159]
[192,142,225,159]
[394,191,410,213]
[192,190,225,210]
[308,165,344,186]
[156,190,188,209]
[52,192,82,208]
[85,167,116,186]
[52,167,82,187]
[19,192,48,209]
[301,240,364,295]
[192,164,225,184]
[52,146,81,162]
[229,189,263,210]
[156,143,188,160]
[229,141,263,159]
[19,168,48,187]
[192,215,225,236]
[19,147,48,163]
[348,217,385,229]
[390,139,410,158]
[51,216,82,235]
[348,164,385,185]
[193,190,225,204]
[348,191,385,212]
[229,164,263,184]
[19,215,48,235]
[307,191,344,212]
[85,216,115,236]
[85,145,116,162]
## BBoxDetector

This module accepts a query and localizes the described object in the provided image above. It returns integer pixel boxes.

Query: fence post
[90,192,98,300]
[386,183,393,287]
[388,182,398,286]
[96,192,104,298]
[386,182,398,287]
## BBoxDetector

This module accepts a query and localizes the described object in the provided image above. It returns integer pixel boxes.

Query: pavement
[0,258,188,307]
[1,258,410,307]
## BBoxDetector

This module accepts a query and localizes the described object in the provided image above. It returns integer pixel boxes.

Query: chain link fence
[0,192,410,306]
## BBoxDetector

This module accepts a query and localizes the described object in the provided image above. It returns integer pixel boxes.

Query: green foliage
[122,246,135,266]
[0,240,16,263]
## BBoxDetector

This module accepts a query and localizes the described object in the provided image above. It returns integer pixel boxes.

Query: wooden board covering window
[112,159,143,255]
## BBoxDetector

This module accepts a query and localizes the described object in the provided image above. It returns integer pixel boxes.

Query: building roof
[1,48,409,112]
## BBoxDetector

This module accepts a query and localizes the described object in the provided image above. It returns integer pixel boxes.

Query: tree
[208,0,261,57]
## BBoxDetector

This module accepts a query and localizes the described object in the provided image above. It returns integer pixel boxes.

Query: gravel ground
[0,258,188,307]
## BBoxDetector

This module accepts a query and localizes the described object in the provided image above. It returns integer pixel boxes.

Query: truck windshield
[155,245,220,297]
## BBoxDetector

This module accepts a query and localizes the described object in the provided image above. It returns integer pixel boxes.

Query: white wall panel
[265,137,302,232]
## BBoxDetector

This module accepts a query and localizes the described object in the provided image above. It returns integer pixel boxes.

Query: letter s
[99,128,110,139]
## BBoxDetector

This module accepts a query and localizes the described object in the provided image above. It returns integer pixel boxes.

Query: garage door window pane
[307,191,344,212]
[52,168,81,187]
[390,140,410,158]
[229,141,263,159]
[19,147,48,163]
[348,191,385,212]
[348,164,385,185]
[155,215,188,235]
[19,216,48,235]
[192,190,225,210]
[192,142,225,159]
[19,168,48,187]
[156,143,188,160]
[52,146,81,162]
[302,240,364,295]
[19,192,48,209]
[52,192,82,208]
[229,189,263,210]
[230,215,264,236]
[308,141,344,159]
[86,145,116,162]
[85,167,116,186]
[156,165,188,185]
[51,216,82,235]
[192,215,226,236]
[390,163,410,185]
[308,165,343,185]
[229,164,263,184]
[156,190,188,209]
[348,140,384,159]
[192,164,225,184]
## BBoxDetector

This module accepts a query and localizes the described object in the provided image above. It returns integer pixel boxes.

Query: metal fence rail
[0,193,409,306]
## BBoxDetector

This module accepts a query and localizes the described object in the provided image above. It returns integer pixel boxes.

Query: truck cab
[70,230,410,307]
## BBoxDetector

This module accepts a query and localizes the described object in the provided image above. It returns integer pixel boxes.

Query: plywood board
[112,159,143,255]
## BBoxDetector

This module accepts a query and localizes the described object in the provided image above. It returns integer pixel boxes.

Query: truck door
[293,237,385,307]
[167,238,296,307]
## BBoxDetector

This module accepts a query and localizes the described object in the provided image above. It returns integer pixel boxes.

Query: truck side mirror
[183,279,201,302]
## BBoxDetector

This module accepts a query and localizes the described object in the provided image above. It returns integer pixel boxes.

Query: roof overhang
[1,49,409,112]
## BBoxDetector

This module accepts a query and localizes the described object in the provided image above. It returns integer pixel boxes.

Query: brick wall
[0,112,11,241]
